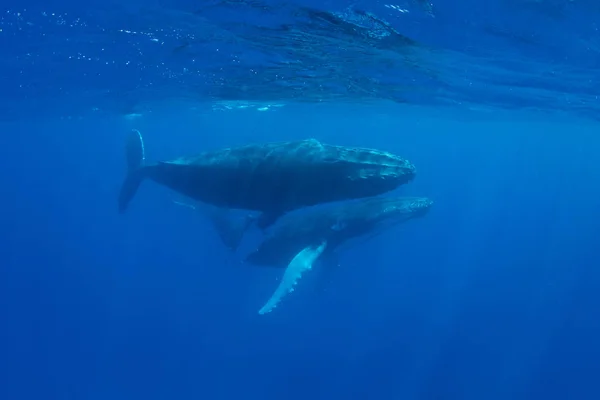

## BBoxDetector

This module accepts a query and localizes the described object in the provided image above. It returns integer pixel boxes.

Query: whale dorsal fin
[258,241,328,315]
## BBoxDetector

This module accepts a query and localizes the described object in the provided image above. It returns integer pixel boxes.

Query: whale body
[118,130,417,229]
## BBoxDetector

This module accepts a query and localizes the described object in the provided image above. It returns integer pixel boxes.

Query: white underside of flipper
[258,242,327,315]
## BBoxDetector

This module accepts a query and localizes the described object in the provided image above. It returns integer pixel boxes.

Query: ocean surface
[1,1,599,399]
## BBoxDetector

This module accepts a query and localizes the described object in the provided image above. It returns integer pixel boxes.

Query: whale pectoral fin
[208,209,255,252]
[256,211,285,230]
[258,241,328,315]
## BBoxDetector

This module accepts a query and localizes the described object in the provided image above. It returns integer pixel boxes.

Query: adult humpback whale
[173,200,257,252]
[118,130,417,228]
[245,196,433,314]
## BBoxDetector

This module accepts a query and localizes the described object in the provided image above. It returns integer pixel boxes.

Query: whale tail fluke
[118,129,147,213]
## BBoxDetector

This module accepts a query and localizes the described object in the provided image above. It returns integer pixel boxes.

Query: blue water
[1,1,600,399]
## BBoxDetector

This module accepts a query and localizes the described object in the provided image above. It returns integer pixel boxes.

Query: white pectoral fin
[258,241,328,315]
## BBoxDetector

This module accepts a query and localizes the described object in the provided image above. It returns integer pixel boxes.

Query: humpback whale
[118,130,416,229]
[173,200,256,252]
[245,196,433,314]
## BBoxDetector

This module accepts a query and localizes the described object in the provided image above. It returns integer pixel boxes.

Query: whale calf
[118,130,417,229]
[244,196,433,314]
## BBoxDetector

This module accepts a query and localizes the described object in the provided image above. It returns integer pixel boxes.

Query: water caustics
[0,0,599,120]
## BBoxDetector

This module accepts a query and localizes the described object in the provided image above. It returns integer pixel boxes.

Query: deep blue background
[2,0,600,398]
[1,105,599,399]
